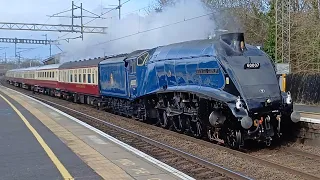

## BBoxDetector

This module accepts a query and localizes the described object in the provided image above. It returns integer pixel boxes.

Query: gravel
[290,142,320,156]
[250,148,320,176]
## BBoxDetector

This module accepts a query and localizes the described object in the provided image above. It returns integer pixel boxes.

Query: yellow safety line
[0,94,73,180]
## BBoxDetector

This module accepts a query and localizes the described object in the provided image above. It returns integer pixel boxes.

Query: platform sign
[276,63,290,74]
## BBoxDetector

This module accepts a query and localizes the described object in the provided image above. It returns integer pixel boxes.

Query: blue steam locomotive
[97,33,298,149]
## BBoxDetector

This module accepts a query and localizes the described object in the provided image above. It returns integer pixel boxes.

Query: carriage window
[79,73,81,82]
[83,74,86,83]
[92,74,95,84]
[70,71,73,82]
[75,74,77,82]
[137,52,149,66]
[88,74,91,83]
[95,70,98,83]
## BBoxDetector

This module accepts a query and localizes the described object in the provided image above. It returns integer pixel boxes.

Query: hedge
[286,73,320,104]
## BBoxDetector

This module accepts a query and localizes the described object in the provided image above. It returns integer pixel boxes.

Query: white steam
[60,0,216,62]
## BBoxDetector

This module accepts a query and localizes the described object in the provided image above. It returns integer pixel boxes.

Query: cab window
[137,52,149,66]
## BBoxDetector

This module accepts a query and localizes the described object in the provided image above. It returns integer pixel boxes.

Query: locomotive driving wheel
[151,109,161,126]
[225,128,243,150]
[136,104,147,122]
[189,115,203,138]
[159,109,171,129]
[172,115,185,133]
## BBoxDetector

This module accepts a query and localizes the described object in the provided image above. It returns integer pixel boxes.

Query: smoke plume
[60,0,216,62]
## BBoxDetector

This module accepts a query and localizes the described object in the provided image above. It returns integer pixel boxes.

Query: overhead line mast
[275,0,291,64]
[0,1,108,41]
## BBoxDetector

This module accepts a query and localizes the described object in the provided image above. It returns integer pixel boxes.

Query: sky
[0,0,154,61]
[0,0,218,63]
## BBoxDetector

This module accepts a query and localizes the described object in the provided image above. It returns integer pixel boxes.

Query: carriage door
[127,58,137,99]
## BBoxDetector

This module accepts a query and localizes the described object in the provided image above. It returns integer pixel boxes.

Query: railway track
[246,146,320,179]
[2,81,320,180]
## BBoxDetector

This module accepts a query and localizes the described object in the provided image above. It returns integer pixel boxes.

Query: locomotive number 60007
[244,62,260,69]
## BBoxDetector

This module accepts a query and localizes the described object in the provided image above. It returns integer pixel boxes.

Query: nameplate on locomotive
[196,68,219,74]
[244,63,260,69]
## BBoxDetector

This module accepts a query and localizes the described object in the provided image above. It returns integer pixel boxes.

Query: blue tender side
[98,56,129,99]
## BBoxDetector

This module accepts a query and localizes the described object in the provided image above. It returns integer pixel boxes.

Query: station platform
[294,104,320,114]
[0,86,193,180]
[294,104,320,124]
